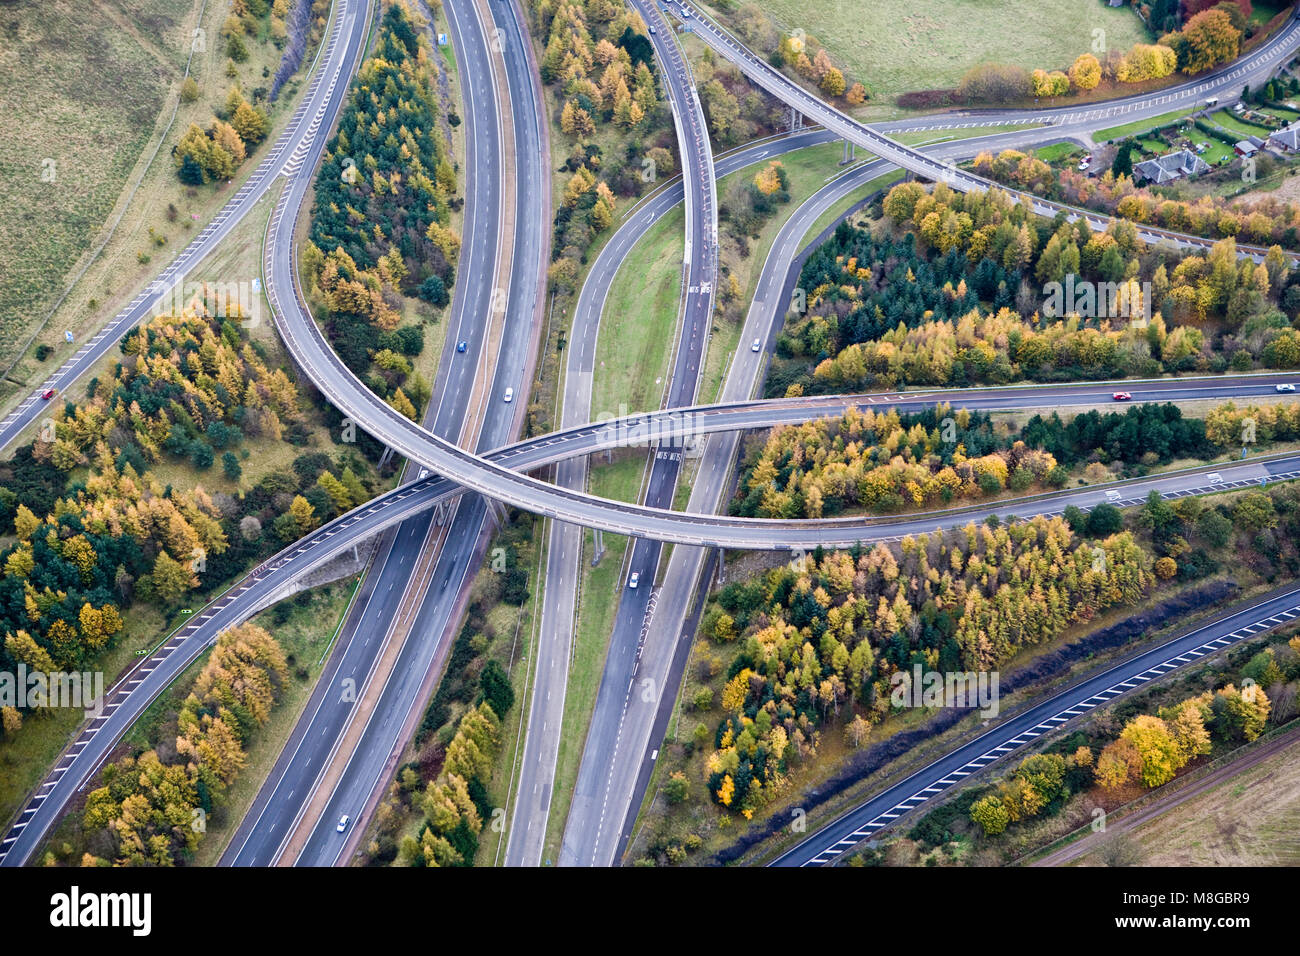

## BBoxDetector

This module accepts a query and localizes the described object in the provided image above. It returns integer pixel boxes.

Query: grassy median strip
[890,123,1044,148]
[591,207,685,417]
[540,453,646,863]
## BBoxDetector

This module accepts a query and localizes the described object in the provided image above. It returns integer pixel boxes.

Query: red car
[1112,391,1132,401]
[40,388,56,400]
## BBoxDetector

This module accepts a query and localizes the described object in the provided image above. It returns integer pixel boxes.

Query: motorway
[6,0,1300,868]
[111,17,1300,558]
[279,1,1300,853]
[222,0,517,866]
[505,126,847,865]
[504,0,720,867]
[558,1,1300,866]
[231,0,551,866]
[291,0,551,867]
[0,0,378,868]
[9,365,1296,863]
[249,0,1300,863]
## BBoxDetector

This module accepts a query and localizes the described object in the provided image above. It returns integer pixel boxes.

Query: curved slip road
[9,367,1297,864]
[0,0,372,453]
[665,1,1300,264]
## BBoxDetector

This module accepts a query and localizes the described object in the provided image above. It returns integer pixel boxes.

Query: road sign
[64,331,74,343]
[251,277,261,294]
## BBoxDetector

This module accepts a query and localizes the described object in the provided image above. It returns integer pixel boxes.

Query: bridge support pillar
[592,528,606,567]
[486,496,507,529]
[840,138,856,165]
[716,546,725,584]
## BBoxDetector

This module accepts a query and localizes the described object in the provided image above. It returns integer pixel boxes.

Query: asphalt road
[5,372,1296,864]
[7,0,1300,869]
[510,0,720,867]
[290,0,551,868]
[557,1,1300,865]
[505,127,837,866]
[225,0,550,867]
[244,13,1300,554]
[0,0,380,869]
[505,0,724,865]
[222,0,514,866]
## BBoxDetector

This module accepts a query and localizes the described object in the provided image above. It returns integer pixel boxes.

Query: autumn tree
[147,551,197,605]
[1176,8,1241,74]
[1120,715,1184,787]
[1095,737,1143,790]
[820,66,846,97]
[1069,52,1101,90]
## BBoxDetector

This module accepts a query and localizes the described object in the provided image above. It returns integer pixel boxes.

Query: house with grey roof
[1132,149,1210,184]
[1269,123,1300,152]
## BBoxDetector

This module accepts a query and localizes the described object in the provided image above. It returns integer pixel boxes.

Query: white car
[628,571,640,589]
[1208,473,1223,483]
[649,24,656,34]
[418,469,429,480]
[751,338,761,352]
[337,814,350,833]
[1077,160,1090,171]
[1105,490,1122,501]
[503,387,514,403]
[1276,383,1296,393]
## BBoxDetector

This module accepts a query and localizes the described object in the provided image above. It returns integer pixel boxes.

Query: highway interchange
[3,0,1300,869]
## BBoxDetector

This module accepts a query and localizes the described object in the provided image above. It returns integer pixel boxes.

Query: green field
[1209,108,1276,139]
[736,0,1149,101]
[1250,1,1291,27]
[1094,108,1196,143]
[0,0,195,363]
[1031,142,1082,164]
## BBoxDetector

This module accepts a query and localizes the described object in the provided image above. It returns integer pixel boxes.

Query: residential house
[1132,149,1210,184]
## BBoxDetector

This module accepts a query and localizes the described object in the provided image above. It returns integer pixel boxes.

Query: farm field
[1070,733,1300,867]
[739,0,1149,103]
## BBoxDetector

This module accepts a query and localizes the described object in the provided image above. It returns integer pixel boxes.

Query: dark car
[457,340,468,353]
